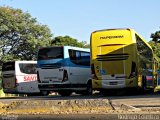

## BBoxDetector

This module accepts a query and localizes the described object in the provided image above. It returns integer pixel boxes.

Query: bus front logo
[100,70,106,75]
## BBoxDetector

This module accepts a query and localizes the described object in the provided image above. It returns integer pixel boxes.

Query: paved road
[0,92,160,106]
[108,93,160,107]
[0,93,160,120]
[1,114,160,120]
[0,114,117,120]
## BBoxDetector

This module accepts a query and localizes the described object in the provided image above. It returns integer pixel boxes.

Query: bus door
[68,50,81,84]
[2,62,16,89]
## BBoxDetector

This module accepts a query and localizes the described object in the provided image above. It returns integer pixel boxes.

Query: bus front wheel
[81,80,93,95]
[40,90,49,96]
[140,76,147,94]
[58,91,72,96]
[86,81,93,95]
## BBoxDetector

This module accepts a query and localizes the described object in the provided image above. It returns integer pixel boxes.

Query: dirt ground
[0,99,160,115]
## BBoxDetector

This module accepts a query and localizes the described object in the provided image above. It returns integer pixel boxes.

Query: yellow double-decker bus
[90,28,157,94]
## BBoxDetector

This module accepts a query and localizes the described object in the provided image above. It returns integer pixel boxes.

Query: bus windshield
[38,47,64,60]
[2,62,15,71]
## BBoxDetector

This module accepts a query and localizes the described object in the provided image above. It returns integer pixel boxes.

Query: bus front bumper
[3,88,18,94]
[92,79,126,89]
[38,83,86,91]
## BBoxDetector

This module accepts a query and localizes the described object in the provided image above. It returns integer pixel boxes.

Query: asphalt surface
[0,92,160,106]
[0,93,160,120]
[1,114,160,120]
[0,114,116,120]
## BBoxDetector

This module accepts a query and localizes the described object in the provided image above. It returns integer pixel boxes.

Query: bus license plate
[109,82,117,85]
[49,85,54,88]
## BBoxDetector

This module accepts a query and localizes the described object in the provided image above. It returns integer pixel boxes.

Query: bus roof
[92,28,133,33]
[91,28,152,51]
[3,61,37,64]
[38,46,90,52]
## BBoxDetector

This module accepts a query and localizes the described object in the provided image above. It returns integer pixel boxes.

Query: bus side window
[81,52,90,66]
[76,51,81,64]
[69,49,90,66]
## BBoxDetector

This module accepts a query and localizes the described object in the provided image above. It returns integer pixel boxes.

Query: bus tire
[27,93,41,96]
[81,80,93,95]
[141,76,147,94]
[86,81,93,95]
[40,90,49,96]
[27,94,34,96]
[100,90,112,96]
[58,91,72,96]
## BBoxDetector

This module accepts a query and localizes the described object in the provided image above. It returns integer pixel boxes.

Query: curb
[120,104,141,111]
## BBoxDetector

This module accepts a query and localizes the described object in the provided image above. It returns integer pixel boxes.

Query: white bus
[37,46,92,96]
[2,61,40,95]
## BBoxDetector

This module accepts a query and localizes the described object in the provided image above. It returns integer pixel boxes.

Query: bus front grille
[96,53,129,61]
[40,63,62,69]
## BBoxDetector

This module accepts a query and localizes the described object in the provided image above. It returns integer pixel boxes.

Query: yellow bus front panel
[91,29,138,89]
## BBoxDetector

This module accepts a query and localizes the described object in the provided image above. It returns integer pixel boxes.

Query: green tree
[150,29,160,64]
[151,30,160,43]
[148,41,160,69]
[0,7,53,63]
[79,41,90,48]
[148,41,160,57]
[51,35,90,48]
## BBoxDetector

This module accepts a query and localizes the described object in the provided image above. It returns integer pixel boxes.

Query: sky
[0,0,160,43]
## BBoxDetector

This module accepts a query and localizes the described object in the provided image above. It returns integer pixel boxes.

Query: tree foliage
[150,29,160,63]
[148,41,160,58]
[51,35,90,48]
[151,30,160,43]
[0,7,53,64]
